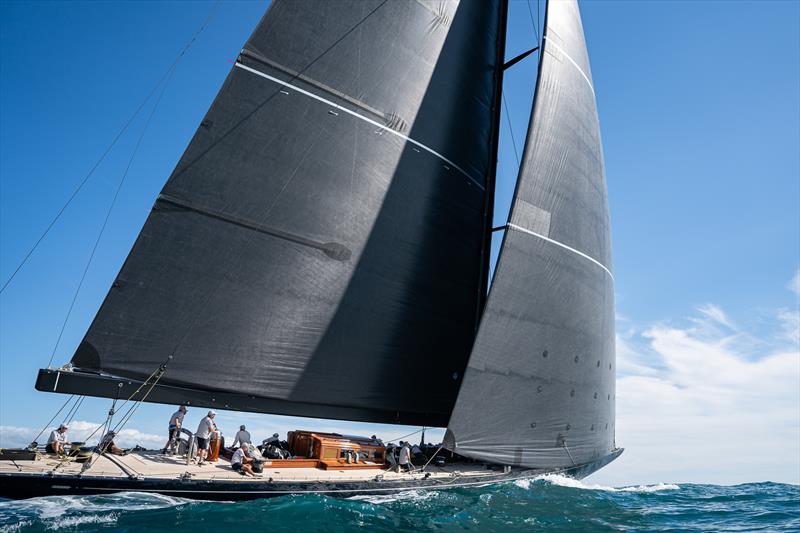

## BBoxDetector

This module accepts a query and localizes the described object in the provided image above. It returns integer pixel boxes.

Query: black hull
[0,450,621,501]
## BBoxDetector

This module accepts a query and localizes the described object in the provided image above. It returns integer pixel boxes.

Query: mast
[475,0,510,330]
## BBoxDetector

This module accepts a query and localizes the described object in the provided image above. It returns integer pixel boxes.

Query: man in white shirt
[230,444,256,477]
[162,405,187,455]
[398,441,413,473]
[232,425,251,448]
[195,410,218,465]
[46,424,69,455]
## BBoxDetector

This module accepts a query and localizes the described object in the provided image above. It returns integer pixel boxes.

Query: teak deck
[0,451,493,483]
[0,449,623,501]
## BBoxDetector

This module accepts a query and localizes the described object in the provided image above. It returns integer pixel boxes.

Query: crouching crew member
[46,424,69,455]
[98,430,126,456]
[230,444,255,477]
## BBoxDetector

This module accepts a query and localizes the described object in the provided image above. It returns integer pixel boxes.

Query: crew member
[98,430,126,456]
[232,425,251,448]
[162,405,187,455]
[195,410,218,465]
[398,441,413,473]
[264,432,280,446]
[230,444,256,477]
[46,424,69,455]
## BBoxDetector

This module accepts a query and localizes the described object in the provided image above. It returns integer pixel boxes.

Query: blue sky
[1,1,798,487]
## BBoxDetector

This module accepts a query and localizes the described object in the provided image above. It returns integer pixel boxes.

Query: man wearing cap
[46,424,69,455]
[162,405,187,455]
[232,425,251,448]
[195,410,218,465]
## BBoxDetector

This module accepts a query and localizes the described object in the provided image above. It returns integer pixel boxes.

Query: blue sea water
[0,475,797,532]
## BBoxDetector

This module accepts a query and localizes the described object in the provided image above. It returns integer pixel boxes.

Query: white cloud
[695,303,736,330]
[777,307,800,345]
[788,269,800,297]
[0,420,162,450]
[592,302,800,486]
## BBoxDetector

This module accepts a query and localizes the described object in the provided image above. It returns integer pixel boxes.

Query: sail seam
[543,36,595,96]
[240,50,392,125]
[506,223,613,280]
[234,62,485,190]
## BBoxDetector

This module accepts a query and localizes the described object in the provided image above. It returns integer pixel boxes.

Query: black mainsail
[444,0,616,468]
[37,0,504,426]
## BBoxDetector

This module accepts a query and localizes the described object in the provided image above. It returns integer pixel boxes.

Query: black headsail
[444,0,616,468]
[37,0,505,426]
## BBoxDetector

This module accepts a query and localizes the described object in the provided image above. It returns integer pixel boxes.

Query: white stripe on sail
[506,223,613,280]
[544,36,595,96]
[234,62,484,190]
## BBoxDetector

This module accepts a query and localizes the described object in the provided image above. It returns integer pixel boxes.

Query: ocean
[0,475,797,532]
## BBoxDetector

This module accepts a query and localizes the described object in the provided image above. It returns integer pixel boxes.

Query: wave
[0,491,191,531]
[0,491,190,519]
[347,489,439,505]
[514,473,680,493]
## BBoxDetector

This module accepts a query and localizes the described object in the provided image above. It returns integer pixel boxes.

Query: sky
[0,0,798,487]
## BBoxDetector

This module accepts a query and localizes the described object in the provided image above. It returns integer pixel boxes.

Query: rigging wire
[45,1,222,368]
[46,78,172,369]
[502,91,521,169]
[526,0,540,44]
[384,427,426,444]
[29,394,75,446]
[538,0,542,41]
[83,365,166,472]
[62,395,85,426]
[81,363,165,445]
[421,444,444,471]
[0,0,222,296]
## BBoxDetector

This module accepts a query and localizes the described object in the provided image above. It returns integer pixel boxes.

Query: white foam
[531,474,679,493]
[46,513,118,530]
[348,489,437,505]
[0,520,32,533]
[0,491,190,521]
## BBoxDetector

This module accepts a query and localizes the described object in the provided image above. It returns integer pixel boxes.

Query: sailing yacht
[0,0,621,500]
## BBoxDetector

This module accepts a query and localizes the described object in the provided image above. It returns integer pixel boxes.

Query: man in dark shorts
[195,410,218,465]
[164,405,187,454]
[162,405,187,455]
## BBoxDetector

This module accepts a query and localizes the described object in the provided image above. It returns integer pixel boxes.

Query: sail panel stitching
[234,62,485,191]
[543,36,595,96]
[506,223,613,280]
